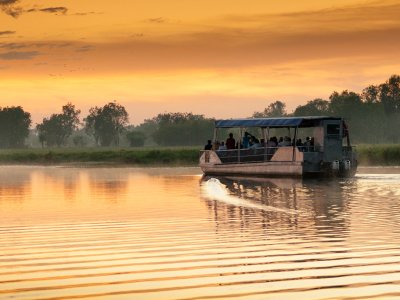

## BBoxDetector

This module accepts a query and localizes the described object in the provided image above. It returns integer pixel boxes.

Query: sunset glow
[1,0,399,123]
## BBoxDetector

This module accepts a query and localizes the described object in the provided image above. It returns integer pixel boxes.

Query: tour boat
[199,116,357,177]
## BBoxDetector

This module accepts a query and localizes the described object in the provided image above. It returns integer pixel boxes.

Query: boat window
[327,124,340,135]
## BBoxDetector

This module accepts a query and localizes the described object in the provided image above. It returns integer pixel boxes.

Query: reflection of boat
[199,117,357,177]
[200,175,352,233]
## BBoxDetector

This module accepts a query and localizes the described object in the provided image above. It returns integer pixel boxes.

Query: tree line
[1,74,399,148]
[256,74,400,143]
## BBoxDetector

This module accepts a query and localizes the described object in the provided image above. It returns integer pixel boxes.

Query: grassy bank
[0,147,200,166]
[0,145,399,166]
[356,144,400,166]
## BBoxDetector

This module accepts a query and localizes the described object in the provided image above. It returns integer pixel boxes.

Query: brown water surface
[1,166,400,300]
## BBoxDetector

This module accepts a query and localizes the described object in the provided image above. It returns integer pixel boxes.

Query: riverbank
[0,145,399,166]
[0,148,199,166]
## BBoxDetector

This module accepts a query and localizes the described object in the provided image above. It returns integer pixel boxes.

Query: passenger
[250,137,261,149]
[268,137,278,148]
[204,140,212,150]
[218,141,227,151]
[303,137,311,151]
[295,138,303,151]
[242,132,250,148]
[279,136,291,147]
[226,133,236,150]
[278,137,284,146]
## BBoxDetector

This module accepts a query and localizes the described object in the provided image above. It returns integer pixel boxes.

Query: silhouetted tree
[293,98,330,116]
[329,90,363,117]
[36,103,81,147]
[361,85,380,103]
[148,112,214,146]
[84,101,129,146]
[379,75,400,114]
[0,106,31,148]
[126,131,146,147]
[253,101,287,117]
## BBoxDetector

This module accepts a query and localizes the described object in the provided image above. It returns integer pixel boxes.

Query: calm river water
[1,166,400,300]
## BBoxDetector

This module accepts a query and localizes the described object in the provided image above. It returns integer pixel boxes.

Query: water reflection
[200,176,354,239]
[2,167,400,300]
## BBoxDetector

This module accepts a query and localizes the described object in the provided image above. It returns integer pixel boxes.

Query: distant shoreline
[0,145,399,166]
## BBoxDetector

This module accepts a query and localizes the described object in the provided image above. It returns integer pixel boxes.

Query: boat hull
[201,161,303,177]
[199,150,357,178]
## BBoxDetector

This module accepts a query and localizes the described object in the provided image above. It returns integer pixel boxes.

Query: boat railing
[200,146,317,164]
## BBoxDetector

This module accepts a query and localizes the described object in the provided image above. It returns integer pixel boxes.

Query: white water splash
[202,178,299,215]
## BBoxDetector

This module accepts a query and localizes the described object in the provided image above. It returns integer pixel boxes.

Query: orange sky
[1,0,400,124]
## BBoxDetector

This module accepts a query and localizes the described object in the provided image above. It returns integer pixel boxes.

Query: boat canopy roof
[215,116,342,128]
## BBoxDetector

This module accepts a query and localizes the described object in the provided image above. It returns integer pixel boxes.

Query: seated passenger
[279,136,291,147]
[226,133,236,150]
[218,141,227,151]
[303,137,311,151]
[250,137,261,148]
[267,137,277,148]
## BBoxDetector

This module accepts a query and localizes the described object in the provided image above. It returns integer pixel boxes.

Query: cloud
[0,0,18,4]
[26,6,68,15]
[0,42,25,49]
[0,31,15,36]
[0,51,40,60]
[0,0,22,17]
[72,11,102,16]
[221,1,400,34]
[76,45,95,52]
[1,0,68,17]
[147,17,166,24]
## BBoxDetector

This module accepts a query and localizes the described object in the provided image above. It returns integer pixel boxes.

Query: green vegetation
[357,145,400,166]
[36,103,80,147]
[0,145,400,166]
[84,102,129,146]
[0,106,31,148]
[0,147,200,166]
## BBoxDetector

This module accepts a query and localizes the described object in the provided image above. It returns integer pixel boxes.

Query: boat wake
[201,178,299,215]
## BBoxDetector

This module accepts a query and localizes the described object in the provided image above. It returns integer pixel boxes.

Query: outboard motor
[332,160,340,171]
[344,160,351,170]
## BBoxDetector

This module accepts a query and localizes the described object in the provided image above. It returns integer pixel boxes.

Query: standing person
[226,133,236,149]
[204,140,212,150]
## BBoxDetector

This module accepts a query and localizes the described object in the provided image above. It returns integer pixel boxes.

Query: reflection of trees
[0,167,129,204]
[86,169,128,203]
[200,176,355,239]
[0,167,31,202]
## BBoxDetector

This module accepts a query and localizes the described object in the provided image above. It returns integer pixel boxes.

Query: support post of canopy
[262,127,267,145]
[262,127,267,161]
[238,128,243,163]
[213,128,218,150]
[292,126,298,162]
